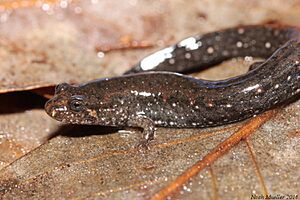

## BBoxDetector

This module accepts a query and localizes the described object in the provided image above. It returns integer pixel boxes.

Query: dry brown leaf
[0,92,59,170]
[0,1,299,200]
[1,0,300,93]
[0,102,299,199]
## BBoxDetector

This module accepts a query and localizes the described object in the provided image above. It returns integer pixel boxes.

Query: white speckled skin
[45,24,300,142]
[126,24,300,74]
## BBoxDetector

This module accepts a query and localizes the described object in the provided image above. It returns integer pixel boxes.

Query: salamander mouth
[44,96,68,122]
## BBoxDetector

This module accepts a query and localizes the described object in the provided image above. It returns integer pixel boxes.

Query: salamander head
[45,83,104,125]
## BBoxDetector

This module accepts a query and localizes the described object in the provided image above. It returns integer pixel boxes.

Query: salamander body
[45,24,300,142]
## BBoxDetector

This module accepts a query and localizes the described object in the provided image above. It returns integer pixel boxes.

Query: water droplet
[97,51,105,58]
[42,3,50,11]
[236,41,243,48]
[265,42,271,48]
[244,56,253,62]
[59,0,68,8]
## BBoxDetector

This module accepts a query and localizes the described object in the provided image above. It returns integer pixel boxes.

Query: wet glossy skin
[45,24,300,142]
[125,24,300,74]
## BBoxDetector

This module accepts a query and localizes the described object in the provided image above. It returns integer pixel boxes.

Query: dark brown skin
[45,24,300,144]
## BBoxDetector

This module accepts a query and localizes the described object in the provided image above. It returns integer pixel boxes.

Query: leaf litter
[0,0,299,199]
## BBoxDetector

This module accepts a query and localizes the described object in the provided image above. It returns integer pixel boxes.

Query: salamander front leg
[127,115,156,148]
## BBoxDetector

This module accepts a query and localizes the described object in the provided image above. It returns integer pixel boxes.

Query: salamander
[45,23,300,144]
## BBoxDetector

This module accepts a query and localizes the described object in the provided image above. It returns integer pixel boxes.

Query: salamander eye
[55,83,71,93]
[69,95,86,112]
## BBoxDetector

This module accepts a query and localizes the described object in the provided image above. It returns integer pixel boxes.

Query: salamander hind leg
[127,115,156,148]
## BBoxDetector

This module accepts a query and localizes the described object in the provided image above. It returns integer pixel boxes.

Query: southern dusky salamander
[45,24,300,142]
